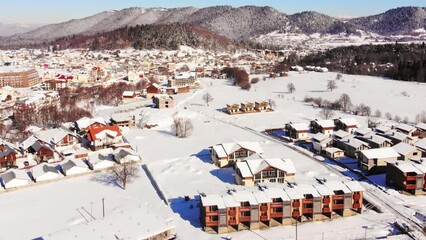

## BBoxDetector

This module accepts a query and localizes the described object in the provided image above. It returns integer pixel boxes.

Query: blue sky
[0,0,425,24]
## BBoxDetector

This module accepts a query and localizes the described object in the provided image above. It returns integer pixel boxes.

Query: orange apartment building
[0,68,41,88]
[386,159,426,195]
[200,181,364,234]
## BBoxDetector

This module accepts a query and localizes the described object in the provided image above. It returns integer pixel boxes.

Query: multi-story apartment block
[386,159,426,195]
[200,181,364,234]
[0,68,41,88]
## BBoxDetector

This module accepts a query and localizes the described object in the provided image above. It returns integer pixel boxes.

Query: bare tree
[318,107,335,120]
[137,110,150,129]
[403,116,409,123]
[202,93,214,107]
[394,115,401,122]
[385,112,392,120]
[111,162,139,190]
[336,73,343,81]
[415,111,426,123]
[287,83,296,93]
[313,97,324,108]
[171,114,193,138]
[338,93,352,112]
[374,109,382,118]
[268,99,276,110]
[368,116,380,128]
[327,80,338,92]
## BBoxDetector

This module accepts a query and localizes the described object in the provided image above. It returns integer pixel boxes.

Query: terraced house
[200,181,364,234]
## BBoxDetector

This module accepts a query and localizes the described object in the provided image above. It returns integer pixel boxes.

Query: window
[278,178,285,183]
[413,152,418,156]
[269,179,276,183]
[241,211,250,216]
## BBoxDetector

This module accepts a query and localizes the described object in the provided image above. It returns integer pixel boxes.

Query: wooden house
[226,103,240,115]
[240,102,255,113]
[334,118,358,134]
[254,101,269,112]
[86,125,123,151]
[310,119,335,137]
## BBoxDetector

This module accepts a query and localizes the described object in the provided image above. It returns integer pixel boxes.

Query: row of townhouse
[200,180,364,234]
[285,117,359,142]
[226,101,271,115]
[0,147,141,189]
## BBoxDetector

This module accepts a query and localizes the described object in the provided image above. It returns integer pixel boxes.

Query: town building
[386,159,426,195]
[0,68,41,88]
[211,142,263,168]
[359,147,400,173]
[152,94,174,109]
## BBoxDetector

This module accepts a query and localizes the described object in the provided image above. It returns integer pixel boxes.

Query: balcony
[333,204,344,210]
[270,202,283,208]
[205,221,219,227]
[404,184,416,190]
[205,211,218,217]
[228,210,237,215]
[302,208,314,214]
[240,216,251,222]
[333,195,344,201]
[322,207,331,213]
[260,206,268,211]
[405,176,417,181]
[240,206,251,212]
[353,194,362,200]
[323,198,331,204]
[260,215,270,221]
[271,212,283,218]
[353,203,362,209]
[228,220,238,225]
[303,198,314,204]
[292,202,301,208]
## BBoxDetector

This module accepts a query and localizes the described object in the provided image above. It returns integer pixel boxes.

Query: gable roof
[75,117,107,130]
[1,169,31,184]
[34,128,76,145]
[87,125,121,141]
[395,123,416,133]
[61,159,89,172]
[313,119,335,128]
[416,122,426,131]
[212,142,263,158]
[31,163,60,178]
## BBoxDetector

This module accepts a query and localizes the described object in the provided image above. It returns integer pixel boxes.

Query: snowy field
[0,72,425,239]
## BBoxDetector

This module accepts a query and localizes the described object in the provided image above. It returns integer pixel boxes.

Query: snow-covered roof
[395,123,416,133]
[87,153,113,165]
[113,148,140,160]
[343,181,365,192]
[237,158,296,177]
[388,161,423,174]
[284,187,305,200]
[252,190,272,203]
[222,194,240,208]
[411,159,426,173]
[263,187,290,201]
[314,119,335,128]
[325,147,343,154]
[200,194,225,208]
[295,184,320,198]
[110,113,134,123]
[311,133,328,142]
[355,128,372,136]
[34,128,76,145]
[344,137,369,149]
[323,181,351,194]
[392,142,418,156]
[333,130,351,139]
[42,204,175,240]
[375,125,392,134]
[288,122,309,131]
[337,118,358,127]
[75,117,106,129]
[313,184,334,196]
[232,190,258,205]
[122,91,136,97]
[385,130,411,141]
[414,138,426,150]
[1,169,30,184]
[61,159,88,171]
[361,134,391,145]
[360,148,400,159]
[416,122,426,131]
[31,163,59,178]
[212,142,263,158]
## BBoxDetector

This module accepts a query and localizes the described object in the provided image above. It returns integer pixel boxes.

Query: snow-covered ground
[1,72,425,239]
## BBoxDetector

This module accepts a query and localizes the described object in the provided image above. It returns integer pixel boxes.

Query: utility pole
[102,198,105,218]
